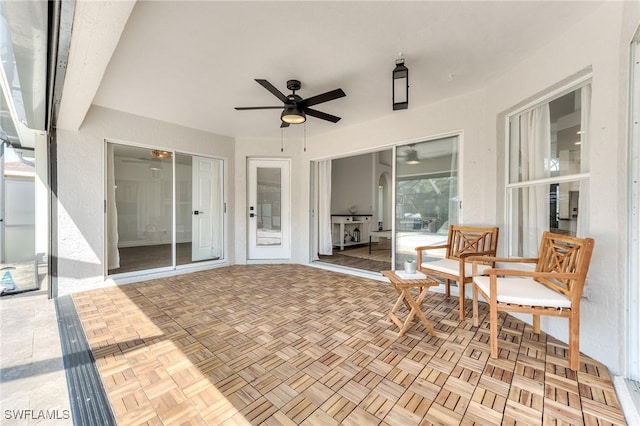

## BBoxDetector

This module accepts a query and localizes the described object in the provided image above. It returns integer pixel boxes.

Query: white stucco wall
[56,106,235,295]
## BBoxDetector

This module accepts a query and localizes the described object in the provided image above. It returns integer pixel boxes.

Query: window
[506,84,590,256]
[395,136,459,268]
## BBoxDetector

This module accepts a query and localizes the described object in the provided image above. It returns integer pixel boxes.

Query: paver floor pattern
[72,264,626,425]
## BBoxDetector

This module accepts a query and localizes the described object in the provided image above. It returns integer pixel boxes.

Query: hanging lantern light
[392,57,409,110]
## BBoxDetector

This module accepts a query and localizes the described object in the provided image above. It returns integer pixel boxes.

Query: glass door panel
[248,159,290,259]
[107,144,173,274]
[257,167,282,247]
[175,153,223,265]
[395,137,459,269]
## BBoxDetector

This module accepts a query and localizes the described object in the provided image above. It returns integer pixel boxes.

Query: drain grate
[56,295,116,426]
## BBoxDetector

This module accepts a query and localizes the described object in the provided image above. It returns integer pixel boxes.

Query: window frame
[504,77,591,256]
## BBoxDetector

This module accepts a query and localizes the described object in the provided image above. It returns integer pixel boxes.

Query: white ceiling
[65,1,604,140]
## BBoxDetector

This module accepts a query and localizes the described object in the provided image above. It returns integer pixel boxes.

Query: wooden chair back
[534,231,595,302]
[446,225,499,260]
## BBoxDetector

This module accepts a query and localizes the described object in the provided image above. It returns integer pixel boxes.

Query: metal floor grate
[56,295,116,426]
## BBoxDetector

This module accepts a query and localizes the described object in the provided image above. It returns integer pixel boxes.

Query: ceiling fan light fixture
[150,149,172,159]
[405,150,420,165]
[281,106,306,124]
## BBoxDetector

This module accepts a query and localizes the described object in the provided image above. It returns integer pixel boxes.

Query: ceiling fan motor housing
[286,79,302,92]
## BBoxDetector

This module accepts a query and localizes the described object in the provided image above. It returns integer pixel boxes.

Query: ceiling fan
[235,79,346,127]
[397,145,422,165]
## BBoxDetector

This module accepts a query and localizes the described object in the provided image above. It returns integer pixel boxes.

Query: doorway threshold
[613,376,640,424]
[310,261,387,282]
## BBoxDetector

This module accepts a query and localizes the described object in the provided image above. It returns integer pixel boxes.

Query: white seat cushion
[473,276,571,308]
[421,258,491,278]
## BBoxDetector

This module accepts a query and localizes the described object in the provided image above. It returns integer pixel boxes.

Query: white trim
[507,74,592,118]
[107,260,231,285]
[613,376,640,425]
[628,36,640,381]
[309,129,463,163]
[506,173,590,189]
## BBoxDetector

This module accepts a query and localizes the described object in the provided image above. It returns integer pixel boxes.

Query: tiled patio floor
[73,265,627,425]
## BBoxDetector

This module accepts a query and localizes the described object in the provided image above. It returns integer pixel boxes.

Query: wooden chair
[471,231,595,371]
[416,225,499,320]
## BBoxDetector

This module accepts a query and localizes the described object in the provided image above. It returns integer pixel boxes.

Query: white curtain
[577,85,591,236]
[447,137,459,227]
[107,144,120,269]
[317,160,333,255]
[519,105,551,256]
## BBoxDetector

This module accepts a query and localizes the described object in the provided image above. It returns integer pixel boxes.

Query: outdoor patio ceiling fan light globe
[281,105,306,124]
[405,151,420,165]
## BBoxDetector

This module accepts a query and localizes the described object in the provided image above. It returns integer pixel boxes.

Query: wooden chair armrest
[459,250,497,259]
[415,244,449,252]
[467,256,538,264]
[469,256,538,276]
[416,244,450,265]
[483,269,577,280]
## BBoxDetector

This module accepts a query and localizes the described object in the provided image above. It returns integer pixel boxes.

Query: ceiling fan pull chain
[281,128,284,152]
[304,123,307,152]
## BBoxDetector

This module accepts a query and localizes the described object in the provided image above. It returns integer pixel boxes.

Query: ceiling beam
[56,0,136,131]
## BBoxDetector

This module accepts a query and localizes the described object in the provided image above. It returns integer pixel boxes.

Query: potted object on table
[404,259,417,274]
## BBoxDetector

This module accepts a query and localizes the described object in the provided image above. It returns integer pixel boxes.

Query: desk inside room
[369,229,391,254]
[331,215,372,250]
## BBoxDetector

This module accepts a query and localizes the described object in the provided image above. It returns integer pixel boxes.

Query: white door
[248,158,290,259]
[192,156,222,261]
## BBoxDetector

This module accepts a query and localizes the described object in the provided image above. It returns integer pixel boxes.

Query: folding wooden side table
[382,270,440,337]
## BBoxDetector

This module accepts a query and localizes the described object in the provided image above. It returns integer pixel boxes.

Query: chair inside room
[415,225,500,320]
[471,231,595,371]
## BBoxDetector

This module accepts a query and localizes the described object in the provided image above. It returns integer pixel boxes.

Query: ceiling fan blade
[280,121,290,128]
[235,106,283,110]
[301,88,346,108]
[255,79,289,103]
[305,108,341,123]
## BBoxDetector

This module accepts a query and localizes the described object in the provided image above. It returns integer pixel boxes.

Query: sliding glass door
[395,136,459,269]
[107,143,223,275]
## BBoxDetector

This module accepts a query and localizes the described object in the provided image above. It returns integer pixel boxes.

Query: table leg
[404,287,437,337]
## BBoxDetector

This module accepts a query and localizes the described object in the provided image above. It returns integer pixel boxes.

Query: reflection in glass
[257,167,281,246]
[509,88,584,184]
[394,137,458,269]
[509,182,581,257]
[108,144,173,274]
[1,144,38,293]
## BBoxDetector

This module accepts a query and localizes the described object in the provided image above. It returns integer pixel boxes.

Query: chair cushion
[421,258,491,278]
[473,276,571,308]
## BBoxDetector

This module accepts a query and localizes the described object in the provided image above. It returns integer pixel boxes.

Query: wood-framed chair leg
[458,282,465,321]
[445,279,451,297]
[490,301,498,358]
[472,284,479,327]
[569,311,580,371]
[532,314,540,334]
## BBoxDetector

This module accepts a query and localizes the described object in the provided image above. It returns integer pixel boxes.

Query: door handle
[193,210,204,215]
